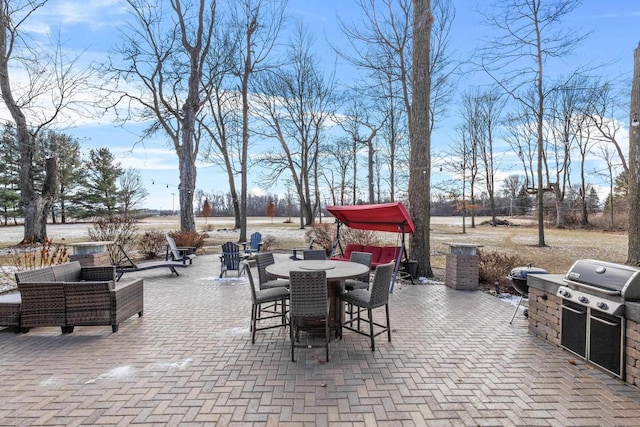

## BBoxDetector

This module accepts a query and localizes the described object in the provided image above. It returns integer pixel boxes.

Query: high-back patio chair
[344,251,372,291]
[339,262,395,351]
[289,270,330,362]
[243,261,289,344]
[303,249,327,260]
[254,253,289,289]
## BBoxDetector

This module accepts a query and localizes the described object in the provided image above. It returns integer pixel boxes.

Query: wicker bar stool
[255,253,290,289]
[302,250,327,260]
[343,251,372,328]
[243,261,289,344]
[340,262,395,351]
[289,270,330,362]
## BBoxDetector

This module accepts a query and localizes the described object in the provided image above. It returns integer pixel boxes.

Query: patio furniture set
[0,261,143,334]
[246,250,396,361]
[0,235,200,334]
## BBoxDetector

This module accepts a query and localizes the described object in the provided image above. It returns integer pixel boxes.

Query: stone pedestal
[445,244,480,291]
[70,252,112,267]
[67,241,114,267]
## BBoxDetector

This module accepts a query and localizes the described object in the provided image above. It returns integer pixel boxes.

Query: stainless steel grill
[555,259,640,378]
[557,259,640,316]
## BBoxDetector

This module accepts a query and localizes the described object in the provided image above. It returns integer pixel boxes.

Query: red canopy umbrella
[326,202,415,234]
[326,202,415,291]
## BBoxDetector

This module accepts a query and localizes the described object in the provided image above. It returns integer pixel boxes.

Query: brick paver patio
[2,254,640,426]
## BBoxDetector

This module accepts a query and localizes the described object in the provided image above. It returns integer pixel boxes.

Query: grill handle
[563,279,622,296]
[590,315,620,327]
[562,304,586,315]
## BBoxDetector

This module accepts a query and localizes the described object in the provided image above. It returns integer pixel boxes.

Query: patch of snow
[497,293,524,307]
[39,376,63,387]
[417,276,444,285]
[85,365,137,384]
[153,358,193,370]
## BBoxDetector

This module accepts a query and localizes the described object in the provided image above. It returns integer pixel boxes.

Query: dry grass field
[429,220,628,274]
[0,215,629,276]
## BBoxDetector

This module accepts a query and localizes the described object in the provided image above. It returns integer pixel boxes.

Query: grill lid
[508,265,548,280]
[564,259,640,299]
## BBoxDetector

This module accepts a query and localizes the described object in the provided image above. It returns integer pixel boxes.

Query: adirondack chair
[220,242,243,278]
[243,232,262,254]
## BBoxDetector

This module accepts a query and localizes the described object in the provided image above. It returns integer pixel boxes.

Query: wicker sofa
[9,261,143,333]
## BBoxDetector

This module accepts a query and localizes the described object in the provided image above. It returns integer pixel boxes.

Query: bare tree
[584,80,629,173]
[337,0,455,206]
[409,0,433,277]
[231,0,286,241]
[462,89,504,225]
[593,144,619,230]
[339,92,386,204]
[319,137,354,205]
[628,42,640,265]
[105,0,217,232]
[118,168,148,217]
[0,0,94,242]
[480,0,587,246]
[459,92,483,228]
[252,23,338,228]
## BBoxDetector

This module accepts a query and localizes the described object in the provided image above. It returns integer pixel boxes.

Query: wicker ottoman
[0,292,22,333]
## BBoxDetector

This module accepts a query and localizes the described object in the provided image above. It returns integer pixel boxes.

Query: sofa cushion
[377,246,401,265]
[343,244,364,260]
[363,245,382,263]
[14,267,55,284]
[51,261,83,282]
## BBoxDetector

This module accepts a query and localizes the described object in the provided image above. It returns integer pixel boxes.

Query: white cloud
[48,0,126,28]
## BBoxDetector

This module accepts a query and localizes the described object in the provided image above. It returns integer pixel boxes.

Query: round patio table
[266,260,369,336]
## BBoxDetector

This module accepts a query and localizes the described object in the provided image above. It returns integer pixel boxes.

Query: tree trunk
[534,7,546,246]
[178,143,196,232]
[551,183,565,229]
[0,11,59,243]
[627,42,640,265]
[409,0,433,278]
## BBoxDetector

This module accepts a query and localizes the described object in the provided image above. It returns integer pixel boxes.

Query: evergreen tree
[38,131,83,223]
[587,187,600,213]
[514,186,532,216]
[0,123,20,225]
[77,148,123,217]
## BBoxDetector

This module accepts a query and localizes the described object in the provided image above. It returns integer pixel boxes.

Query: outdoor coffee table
[266,260,369,335]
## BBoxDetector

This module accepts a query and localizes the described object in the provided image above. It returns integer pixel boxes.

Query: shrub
[340,227,382,246]
[1,238,70,291]
[88,214,138,263]
[305,223,336,255]
[477,249,526,294]
[168,229,205,250]
[260,235,279,252]
[137,231,167,259]
[304,223,385,256]
[9,238,70,270]
[588,212,628,232]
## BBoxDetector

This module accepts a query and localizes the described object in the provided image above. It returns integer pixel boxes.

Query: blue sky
[4,0,640,210]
